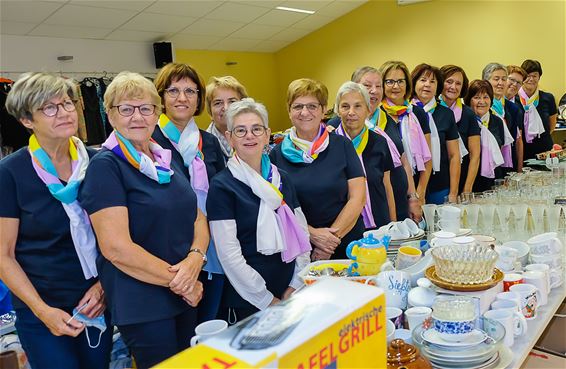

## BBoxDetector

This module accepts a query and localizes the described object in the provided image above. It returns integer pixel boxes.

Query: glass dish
[431,244,498,284]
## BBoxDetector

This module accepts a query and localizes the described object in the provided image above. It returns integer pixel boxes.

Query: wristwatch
[407,192,420,200]
[188,248,207,266]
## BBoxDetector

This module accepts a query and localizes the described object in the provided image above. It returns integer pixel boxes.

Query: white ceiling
[0,0,368,52]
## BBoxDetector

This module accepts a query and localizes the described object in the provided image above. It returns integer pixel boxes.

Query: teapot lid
[359,233,383,247]
[387,339,419,364]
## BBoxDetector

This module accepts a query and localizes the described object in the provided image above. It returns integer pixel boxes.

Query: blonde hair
[286,78,328,110]
[5,72,76,121]
[103,71,161,115]
[205,76,248,115]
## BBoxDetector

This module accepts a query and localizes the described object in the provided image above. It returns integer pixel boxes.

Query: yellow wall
[175,49,281,129]
[275,0,565,127]
[177,0,565,131]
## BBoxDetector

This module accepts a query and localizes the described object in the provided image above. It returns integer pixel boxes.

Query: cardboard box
[535,301,566,357]
[522,349,566,368]
[156,279,387,368]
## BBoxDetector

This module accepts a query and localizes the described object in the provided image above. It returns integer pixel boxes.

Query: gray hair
[225,97,268,131]
[482,63,507,81]
[5,72,76,121]
[334,81,372,115]
[351,66,379,83]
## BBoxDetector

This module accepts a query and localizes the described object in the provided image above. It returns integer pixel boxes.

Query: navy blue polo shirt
[515,91,557,160]
[206,168,299,311]
[270,133,365,259]
[473,113,505,192]
[152,127,225,182]
[457,105,481,192]
[427,104,460,192]
[0,147,98,310]
[79,149,198,325]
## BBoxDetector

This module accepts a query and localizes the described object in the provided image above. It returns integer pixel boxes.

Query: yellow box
[156,278,387,369]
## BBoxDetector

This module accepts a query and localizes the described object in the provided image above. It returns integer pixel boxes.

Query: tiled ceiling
[0,0,368,52]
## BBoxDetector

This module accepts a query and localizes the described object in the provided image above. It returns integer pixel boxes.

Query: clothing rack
[0,71,156,79]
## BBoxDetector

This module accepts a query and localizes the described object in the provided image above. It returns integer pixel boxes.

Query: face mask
[70,308,107,349]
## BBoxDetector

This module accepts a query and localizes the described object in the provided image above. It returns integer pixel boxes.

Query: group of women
[0,59,558,369]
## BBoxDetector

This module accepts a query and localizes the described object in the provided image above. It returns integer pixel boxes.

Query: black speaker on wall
[153,42,173,68]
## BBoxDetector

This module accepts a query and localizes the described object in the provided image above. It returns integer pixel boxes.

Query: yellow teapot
[346,234,389,276]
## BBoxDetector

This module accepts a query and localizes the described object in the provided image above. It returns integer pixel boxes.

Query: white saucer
[422,328,487,347]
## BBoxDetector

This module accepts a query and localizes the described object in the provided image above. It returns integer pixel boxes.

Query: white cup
[495,246,519,272]
[395,246,422,270]
[495,291,522,307]
[439,205,461,220]
[386,307,404,329]
[190,319,228,346]
[484,309,527,347]
[365,270,411,309]
[438,219,460,233]
[393,328,413,344]
[509,283,541,320]
[525,263,561,289]
[522,271,549,306]
[529,253,563,269]
[386,319,396,343]
[527,232,564,255]
[405,306,432,331]
[502,241,530,267]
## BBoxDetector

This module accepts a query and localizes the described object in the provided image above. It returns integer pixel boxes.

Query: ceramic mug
[502,241,530,267]
[395,246,422,270]
[386,307,404,329]
[503,273,523,292]
[472,234,496,248]
[509,283,541,320]
[405,306,432,331]
[386,319,396,343]
[484,309,527,347]
[529,253,563,269]
[365,270,411,309]
[525,263,561,289]
[527,232,564,255]
[190,319,228,346]
[439,219,460,233]
[522,271,549,306]
[432,296,476,342]
[495,291,522,307]
[495,246,519,272]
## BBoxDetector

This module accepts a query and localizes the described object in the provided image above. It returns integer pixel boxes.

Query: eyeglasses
[212,98,239,109]
[384,79,406,87]
[165,87,199,99]
[37,100,76,117]
[112,104,156,117]
[231,125,266,138]
[507,77,523,86]
[290,103,321,112]
[525,74,540,81]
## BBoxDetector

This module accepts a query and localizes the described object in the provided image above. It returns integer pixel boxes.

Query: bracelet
[188,248,207,266]
[407,192,420,200]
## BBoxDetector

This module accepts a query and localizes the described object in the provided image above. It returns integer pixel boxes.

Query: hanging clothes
[1,79,30,155]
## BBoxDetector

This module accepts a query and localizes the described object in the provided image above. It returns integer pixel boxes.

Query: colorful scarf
[518,87,545,143]
[439,95,469,161]
[334,124,376,229]
[382,99,431,174]
[206,121,232,159]
[158,115,208,212]
[281,123,329,164]
[477,113,504,178]
[412,98,441,173]
[28,135,97,279]
[366,107,402,168]
[491,98,514,168]
[227,154,311,262]
[102,130,173,184]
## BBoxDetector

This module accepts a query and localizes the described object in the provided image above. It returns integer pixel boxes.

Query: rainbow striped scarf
[158,114,209,213]
[335,124,375,229]
[28,134,97,279]
[367,107,388,131]
[281,123,329,164]
[102,130,173,184]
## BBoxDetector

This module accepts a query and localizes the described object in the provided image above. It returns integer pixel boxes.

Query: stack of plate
[412,317,506,369]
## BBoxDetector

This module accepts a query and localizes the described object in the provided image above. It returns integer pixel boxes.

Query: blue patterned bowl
[433,318,475,342]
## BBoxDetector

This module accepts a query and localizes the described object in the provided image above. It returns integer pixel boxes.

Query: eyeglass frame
[384,79,407,87]
[37,100,77,117]
[290,102,321,113]
[230,124,267,138]
[111,104,157,117]
[507,77,523,86]
[164,87,199,99]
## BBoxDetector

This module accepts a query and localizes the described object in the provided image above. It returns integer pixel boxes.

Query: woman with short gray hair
[483,62,524,173]
[207,98,311,323]
[0,72,111,369]
[332,82,396,227]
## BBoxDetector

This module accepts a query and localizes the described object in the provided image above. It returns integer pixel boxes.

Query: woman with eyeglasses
[328,66,409,221]
[483,63,524,174]
[516,59,558,160]
[270,78,366,260]
[505,65,527,102]
[207,98,310,323]
[0,72,112,369]
[205,76,248,161]
[439,65,481,194]
[153,63,226,323]
[379,61,430,219]
[410,64,461,204]
[79,72,208,368]
[464,80,506,192]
